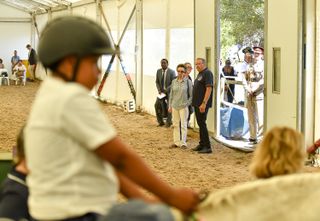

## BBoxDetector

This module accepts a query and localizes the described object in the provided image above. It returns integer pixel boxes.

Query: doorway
[215,0,265,151]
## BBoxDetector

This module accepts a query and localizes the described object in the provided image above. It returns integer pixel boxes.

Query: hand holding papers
[157,92,166,99]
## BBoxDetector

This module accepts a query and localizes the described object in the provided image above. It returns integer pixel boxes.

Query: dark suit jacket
[28,48,37,65]
[155,68,176,94]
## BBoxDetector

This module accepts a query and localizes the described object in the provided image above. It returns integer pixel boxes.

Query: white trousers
[172,107,188,146]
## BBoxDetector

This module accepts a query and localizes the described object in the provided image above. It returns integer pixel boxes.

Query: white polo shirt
[25,76,118,220]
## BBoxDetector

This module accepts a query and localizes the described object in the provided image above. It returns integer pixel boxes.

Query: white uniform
[240,60,264,140]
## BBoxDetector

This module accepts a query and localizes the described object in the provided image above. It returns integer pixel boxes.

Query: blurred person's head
[250,127,305,179]
[176,64,186,79]
[242,47,254,63]
[161,59,168,70]
[184,62,193,76]
[225,59,231,66]
[195,58,206,72]
[253,46,264,61]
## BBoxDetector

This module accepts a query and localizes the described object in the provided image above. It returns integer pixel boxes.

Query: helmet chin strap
[71,58,81,82]
[54,57,81,82]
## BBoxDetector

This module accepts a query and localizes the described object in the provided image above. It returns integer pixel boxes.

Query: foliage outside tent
[220,0,264,62]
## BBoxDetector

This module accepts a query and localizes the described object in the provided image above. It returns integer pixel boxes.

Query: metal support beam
[165,0,170,60]
[0,17,31,23]
[31,13,40,39]
[135,0,143,110]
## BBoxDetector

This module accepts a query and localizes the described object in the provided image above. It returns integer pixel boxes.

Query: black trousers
[194,105,211,148]
[227,84,235,103]
[154,97,172,125]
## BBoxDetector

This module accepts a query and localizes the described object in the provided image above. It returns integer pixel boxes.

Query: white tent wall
[0,4,31,74]
[99,1,120,103]
[316,1,320,140]
[3,0,194,122]
[33,13,51,80]
[142,0,194,115]
[304,0,316,145]
[34,2,99,80]
[265,0,301,130]
[72,2,97,20]
[194,0,216,135]
[99,0,137,105]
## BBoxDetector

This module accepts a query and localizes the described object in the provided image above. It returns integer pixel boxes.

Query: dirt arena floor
[1,81,319,193]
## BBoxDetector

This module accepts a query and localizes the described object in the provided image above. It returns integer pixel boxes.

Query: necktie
[161,70,165,90]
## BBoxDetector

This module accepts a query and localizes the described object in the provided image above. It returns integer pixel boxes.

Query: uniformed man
[238,47,264,144]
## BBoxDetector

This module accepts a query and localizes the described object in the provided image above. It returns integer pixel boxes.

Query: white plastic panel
[315,1,320,139]
[194,0,216,134]
[0,4,31,71]
[265,0,301,130]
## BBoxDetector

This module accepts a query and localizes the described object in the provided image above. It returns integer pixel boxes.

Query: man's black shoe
[198,148,212,154]
[192,145,203,151]
[249,138,258,144]
[157,123,165,127]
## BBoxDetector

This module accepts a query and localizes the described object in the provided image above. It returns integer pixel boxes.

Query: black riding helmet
[38,16,114,81]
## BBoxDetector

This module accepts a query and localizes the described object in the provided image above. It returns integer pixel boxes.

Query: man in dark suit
[154,58,176,127]
[26,44,37,81]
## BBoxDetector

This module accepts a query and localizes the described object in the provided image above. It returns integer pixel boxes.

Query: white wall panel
[304,0,316,145]
[315,0,320,139]
[51,9,71,18]
[142,0,194,115]
[0,4,31,73]
[143,0,167,29]
[265,0,301,130]
[169,0,194,28]
[72,3,97,21]
[0,3,30,17]
[195,0,216,134]
[100,0,136,104]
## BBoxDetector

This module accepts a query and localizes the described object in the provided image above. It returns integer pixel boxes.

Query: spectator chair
[0,69,10,86]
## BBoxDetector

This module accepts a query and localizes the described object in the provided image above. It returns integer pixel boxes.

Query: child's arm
[116,171,159,203]
[95,136,199,214]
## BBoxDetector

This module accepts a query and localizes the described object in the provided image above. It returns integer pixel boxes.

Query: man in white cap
[239,47,264,144]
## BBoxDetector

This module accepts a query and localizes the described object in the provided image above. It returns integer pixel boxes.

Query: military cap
[253,46,264,54]
[242,46,254,54]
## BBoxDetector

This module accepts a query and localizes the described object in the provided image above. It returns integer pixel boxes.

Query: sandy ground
[1,81,319,193]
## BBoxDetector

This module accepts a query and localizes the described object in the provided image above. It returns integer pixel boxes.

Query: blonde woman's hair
[250,126,305,179]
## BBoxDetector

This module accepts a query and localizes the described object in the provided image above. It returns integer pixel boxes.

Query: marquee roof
[0,0,98,14]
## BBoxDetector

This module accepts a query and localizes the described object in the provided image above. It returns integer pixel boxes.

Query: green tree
[220,0,264,59]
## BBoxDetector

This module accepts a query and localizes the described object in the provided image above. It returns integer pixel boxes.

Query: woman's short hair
[176,64,186,72]
[250,126,305,179]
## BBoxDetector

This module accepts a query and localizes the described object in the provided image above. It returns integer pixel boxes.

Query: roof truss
[0,0,83,14]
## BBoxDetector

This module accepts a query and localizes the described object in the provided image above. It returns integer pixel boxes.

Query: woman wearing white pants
[168,64,193,148]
